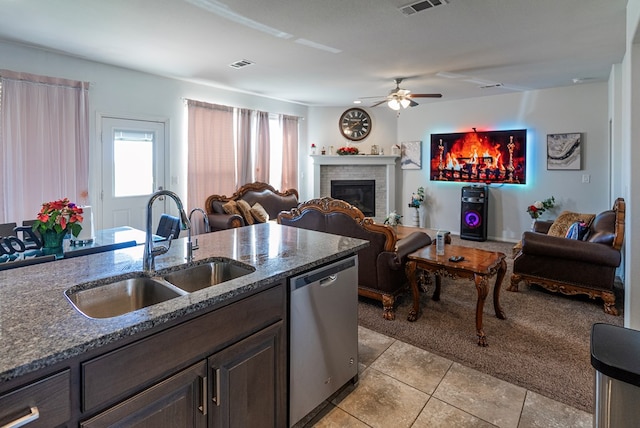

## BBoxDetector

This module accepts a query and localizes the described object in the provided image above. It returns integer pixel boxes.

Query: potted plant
[33,198,83,253]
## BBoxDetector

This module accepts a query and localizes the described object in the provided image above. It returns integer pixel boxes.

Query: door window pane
[114,131,154,197]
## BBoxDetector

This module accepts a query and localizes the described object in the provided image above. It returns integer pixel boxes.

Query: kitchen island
[0,222,368,427]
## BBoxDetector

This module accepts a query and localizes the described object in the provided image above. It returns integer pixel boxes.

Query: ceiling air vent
[400,0,448,16]
[229,59,254,69]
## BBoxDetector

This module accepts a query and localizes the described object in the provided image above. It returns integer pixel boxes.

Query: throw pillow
[236,199,254,225]
[222,200,240,216]
[250,202,269,223]
[565,221,590,240]
[547,211,596,238]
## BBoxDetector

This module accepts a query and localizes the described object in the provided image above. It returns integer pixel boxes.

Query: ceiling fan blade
[409,93,443,98]
[371,100,387,107]
[408,99,419,107]
[359,95,386,99]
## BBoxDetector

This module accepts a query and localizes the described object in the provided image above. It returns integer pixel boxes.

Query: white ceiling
[0,0,628,107]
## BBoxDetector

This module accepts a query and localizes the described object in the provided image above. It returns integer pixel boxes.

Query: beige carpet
[357,235,623,413]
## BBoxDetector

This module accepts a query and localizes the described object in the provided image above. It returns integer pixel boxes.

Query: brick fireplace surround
[311,155,399,223]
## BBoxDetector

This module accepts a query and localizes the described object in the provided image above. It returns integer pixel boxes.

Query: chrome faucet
[143,190,191,273]
[187,207,210,262]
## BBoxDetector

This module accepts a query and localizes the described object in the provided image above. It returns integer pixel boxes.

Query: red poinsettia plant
[337,146,359,155]
[33,198,84,237]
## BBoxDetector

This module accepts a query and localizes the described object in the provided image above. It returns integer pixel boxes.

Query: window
[0,70,89,224]
[186,100,299,217]
[113,131,154,197]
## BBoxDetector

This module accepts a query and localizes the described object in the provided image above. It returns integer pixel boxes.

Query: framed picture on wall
[547,133,582,170]
[401,141,422,170]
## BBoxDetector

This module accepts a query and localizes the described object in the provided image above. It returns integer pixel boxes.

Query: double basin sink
[65,258,255,319]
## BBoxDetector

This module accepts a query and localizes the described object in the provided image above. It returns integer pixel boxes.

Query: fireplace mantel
[310,154,399,166]
[311,155,399,221]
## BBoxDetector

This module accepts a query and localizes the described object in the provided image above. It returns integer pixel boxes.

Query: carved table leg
[474,273,489,347]
[493,258,507,320]
[418,269,431,292]
[432,273,441,301]
[406,260,420,322]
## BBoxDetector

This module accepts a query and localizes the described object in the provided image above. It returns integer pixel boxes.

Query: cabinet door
[209,321,285,428]
[81,361,207,428]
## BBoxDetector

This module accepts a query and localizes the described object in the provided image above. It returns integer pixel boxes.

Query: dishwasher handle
[291,257,356,291]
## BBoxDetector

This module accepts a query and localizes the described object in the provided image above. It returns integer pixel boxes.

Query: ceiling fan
[365,78,442,110]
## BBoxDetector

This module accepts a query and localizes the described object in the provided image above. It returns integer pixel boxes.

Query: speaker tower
[460,185,488,241]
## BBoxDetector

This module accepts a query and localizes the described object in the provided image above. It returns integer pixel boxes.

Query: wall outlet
[582,174,590,183]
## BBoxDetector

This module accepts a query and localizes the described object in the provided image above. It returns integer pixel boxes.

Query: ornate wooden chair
[278,197,432,320]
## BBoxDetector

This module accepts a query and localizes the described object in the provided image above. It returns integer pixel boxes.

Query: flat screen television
[429,129,526,185]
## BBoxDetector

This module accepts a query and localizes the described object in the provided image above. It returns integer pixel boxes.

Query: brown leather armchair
[510,198,625,315]
[278,197,432,320]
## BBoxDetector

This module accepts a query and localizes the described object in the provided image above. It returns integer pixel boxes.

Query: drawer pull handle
[199,376,207,415]
[2,406,40,428]
[212,368,221,406]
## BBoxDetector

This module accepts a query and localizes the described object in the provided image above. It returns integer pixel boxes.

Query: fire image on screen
[430,129,526,185]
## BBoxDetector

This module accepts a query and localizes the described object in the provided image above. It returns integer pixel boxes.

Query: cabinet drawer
[82,282,284,412]
[0,370,70,428]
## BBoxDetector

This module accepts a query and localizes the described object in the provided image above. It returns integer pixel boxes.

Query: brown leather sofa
[277,197,432,320]
[510,198,625,315]
[205,182,299,231]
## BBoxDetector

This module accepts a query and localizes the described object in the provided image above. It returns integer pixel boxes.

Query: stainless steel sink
[162,259,255,292]
[66,277,185,319]
[66,259,254,318]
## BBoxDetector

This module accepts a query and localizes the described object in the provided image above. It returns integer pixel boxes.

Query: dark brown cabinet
[80,361,207,428]
[209,321,285,428]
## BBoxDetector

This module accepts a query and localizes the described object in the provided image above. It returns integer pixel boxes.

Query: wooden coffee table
[405,244,507,346]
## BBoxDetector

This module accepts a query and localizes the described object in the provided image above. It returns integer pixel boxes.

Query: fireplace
[312,155,398,223]
[331,180,375,217]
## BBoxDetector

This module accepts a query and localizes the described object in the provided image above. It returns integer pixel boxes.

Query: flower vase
[41,229,66,255]
[531,218,537,231]
[412,207,419,227]
[418,205,426,228]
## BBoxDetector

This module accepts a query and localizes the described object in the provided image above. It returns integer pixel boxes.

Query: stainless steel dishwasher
[289,255,359,427]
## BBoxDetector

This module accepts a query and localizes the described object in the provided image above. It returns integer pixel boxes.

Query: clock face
[339,108,372,141]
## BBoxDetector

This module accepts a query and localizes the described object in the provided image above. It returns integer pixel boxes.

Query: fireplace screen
[331,180,375,217]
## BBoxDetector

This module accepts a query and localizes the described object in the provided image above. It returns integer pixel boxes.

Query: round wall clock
[339,108,372,141]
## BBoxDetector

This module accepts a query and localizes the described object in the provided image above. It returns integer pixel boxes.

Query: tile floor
[303,326,592,428]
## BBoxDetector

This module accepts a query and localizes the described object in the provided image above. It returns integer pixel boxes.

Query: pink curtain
[281,115,299,191]
[254,111,271,183]
[0,70,89,224]
[187,100,234,233]
[236,108,252,186]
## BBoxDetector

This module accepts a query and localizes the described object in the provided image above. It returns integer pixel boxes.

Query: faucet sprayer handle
[151,244,170,257]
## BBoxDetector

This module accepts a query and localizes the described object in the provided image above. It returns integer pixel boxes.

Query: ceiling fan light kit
[366,78,442,110]
[387,98,411,110]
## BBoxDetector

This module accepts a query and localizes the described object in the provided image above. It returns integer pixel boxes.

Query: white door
[101,117,166,231]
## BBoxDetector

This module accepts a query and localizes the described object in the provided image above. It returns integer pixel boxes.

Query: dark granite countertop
[0,223,368,383]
